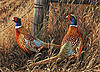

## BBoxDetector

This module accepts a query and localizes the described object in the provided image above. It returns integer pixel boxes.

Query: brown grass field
[0,0,100,72]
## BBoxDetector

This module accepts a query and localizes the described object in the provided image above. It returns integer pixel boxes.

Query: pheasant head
[66,14,77,27]
[12,17,22,28]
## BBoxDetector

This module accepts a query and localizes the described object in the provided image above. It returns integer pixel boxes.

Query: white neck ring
[15,26,22,29]
[70,25,77,27]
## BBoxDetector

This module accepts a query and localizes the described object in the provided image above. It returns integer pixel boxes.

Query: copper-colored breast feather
[18,34,26,48]
[16,27,32,54]
[61,26,81,56]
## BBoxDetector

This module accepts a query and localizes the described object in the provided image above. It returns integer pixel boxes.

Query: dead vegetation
[0,0,100,72]
[0,0,34,51]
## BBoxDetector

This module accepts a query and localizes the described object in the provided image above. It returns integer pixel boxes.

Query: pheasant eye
[14,17,17,22]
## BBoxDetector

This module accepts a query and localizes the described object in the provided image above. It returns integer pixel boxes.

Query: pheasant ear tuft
[14,17,17,22]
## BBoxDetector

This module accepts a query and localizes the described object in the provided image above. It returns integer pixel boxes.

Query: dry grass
[0,0,34,52]
[0,0,100,72]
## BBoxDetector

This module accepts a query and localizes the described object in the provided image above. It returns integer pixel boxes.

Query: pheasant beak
[66,16,68,18]
[12,17,15,22]
[12,19,14,21]
[12,19,16,22]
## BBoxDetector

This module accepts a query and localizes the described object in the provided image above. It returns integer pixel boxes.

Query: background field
[0,0,100,72]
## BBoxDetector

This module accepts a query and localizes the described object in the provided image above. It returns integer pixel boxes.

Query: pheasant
[61,14,83,58]
[12,17,60,56]
[20,14,83,69]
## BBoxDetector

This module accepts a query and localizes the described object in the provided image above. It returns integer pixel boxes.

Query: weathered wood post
[33,0,49,36]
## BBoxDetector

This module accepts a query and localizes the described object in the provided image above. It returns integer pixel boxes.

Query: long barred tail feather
[20,56,60,69]
[20,42,71,69]
[43,42,61,47]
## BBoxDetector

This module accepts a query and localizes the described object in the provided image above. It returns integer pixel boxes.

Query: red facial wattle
[14,17,17,22]
[68,15,71,20]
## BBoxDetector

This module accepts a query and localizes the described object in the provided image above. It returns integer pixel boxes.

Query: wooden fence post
[33,0,49,36]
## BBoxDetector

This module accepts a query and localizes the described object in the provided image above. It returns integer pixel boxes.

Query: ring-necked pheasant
[61,14,83,58]
[12,17,60,56]
[20,14,83,68]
